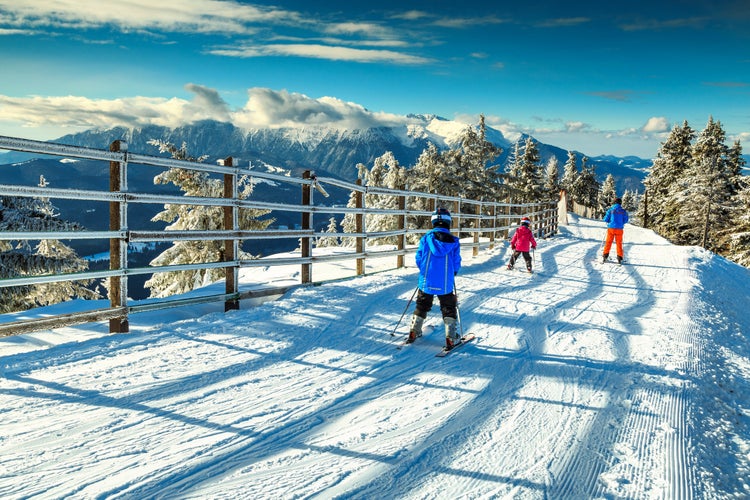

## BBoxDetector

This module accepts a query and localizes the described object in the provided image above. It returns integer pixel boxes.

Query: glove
[511,244,516,250]
[532,245,536,249]
[454,272,458,276]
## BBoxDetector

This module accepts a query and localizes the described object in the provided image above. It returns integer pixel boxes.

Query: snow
[2,215,750,499]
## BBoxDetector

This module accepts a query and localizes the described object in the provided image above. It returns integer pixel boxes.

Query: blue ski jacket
[603,203,629,229]
[416,228,461,295]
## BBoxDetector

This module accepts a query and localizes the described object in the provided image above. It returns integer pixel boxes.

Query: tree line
[637,117,747,266]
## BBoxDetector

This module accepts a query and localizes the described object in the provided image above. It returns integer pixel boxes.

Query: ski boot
[617,255,623,265]
[602,253,609,264]
[444,317,460,350]
[407,314,424,343]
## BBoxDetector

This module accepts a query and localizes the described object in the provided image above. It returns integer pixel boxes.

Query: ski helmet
[614,197,622,205]
[520,217,531,226]
[431,208,452,228]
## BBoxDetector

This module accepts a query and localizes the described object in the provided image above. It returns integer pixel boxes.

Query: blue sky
[0,0,748,158]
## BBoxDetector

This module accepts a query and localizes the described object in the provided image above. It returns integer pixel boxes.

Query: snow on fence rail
[0,135,558,337]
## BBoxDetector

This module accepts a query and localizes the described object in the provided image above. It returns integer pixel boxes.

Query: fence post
[301,170,313,284]
[397,193,406,268]
[355,179,365,275]
[223,157,239,311]
[452,200,460,238]
[471,202,482,257]
[489,202,497,249]
[505,200,513,240]
[109,140,129,333]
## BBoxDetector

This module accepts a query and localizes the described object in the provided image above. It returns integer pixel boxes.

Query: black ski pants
[414,289,457,320]
[509,250,532,270]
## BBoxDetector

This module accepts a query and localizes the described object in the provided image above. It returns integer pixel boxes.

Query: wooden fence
[0,135,558,337]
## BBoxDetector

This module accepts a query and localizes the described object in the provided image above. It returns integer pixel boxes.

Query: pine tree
[560,151,578,209]
[316,217,340,248]
[0,176,98,313]
[543,155,561,201]
[726,140,746,195]
[721,140,747,259]
[364,152,407,246]
[504,141,524,201]
[515,137,543,203]
[727,177,750,266]
[454,115,504,202]
[621,190,638,212]
[639,121,695,231]
[570,157,599,208]
[667,117,732,250]
[144,140,274,298]
[598,174,617,216]
[404,143,444,240]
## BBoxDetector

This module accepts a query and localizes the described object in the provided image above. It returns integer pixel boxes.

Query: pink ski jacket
[510,225,537,253]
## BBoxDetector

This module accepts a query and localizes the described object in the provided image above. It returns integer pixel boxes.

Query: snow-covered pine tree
[723,141,747,256]
[667,117,732,250]
[726,140,746,195]
[560,151,578,209]
[0,175,98,313]
[363,152,406,246]
[315,217,340,248]
[570,157,599,209]
[621,190,638,212]
[507,137,543,203]
[639,121,695,232]
[504,141,524,201]
[405,143,444,241]
[598,174,617,216]
[454,115,504,202]
[543,155,561,201]
[727,176,750,267]
[144,140,274,298]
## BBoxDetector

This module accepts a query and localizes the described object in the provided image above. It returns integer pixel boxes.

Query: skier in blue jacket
[602,197,629,264]
[407,208,462,349]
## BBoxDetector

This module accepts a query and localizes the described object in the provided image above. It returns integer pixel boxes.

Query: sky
[2,215,750,497]
[0,0,749,158]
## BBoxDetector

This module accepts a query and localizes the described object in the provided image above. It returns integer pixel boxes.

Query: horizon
[0,1,748,158]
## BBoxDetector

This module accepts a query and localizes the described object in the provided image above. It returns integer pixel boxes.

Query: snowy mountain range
[0,116,650,193]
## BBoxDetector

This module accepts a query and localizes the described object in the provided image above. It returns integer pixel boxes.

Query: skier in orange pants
[602,197,629,264]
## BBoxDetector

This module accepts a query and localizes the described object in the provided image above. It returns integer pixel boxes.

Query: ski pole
[454,289,465,338]
[390,287,418,336]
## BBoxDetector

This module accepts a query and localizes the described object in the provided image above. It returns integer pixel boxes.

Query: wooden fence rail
[0,135,558,337]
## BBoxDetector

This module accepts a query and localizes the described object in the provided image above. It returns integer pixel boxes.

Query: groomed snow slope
[2,215,750,499]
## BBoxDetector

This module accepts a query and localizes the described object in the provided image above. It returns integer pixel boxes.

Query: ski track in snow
[1,215,749,499]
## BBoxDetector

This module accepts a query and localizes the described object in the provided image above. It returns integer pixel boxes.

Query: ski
[436,333,476,357]
[600,259,626,265]
[506,267,536,276]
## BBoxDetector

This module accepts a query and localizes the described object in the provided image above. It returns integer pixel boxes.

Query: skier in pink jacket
[507,217,537,273]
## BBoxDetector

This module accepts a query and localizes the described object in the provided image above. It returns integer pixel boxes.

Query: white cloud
[0,0,302,35]
[208,43,431,64]
[0,86,410,133]
[232,88,406,130]
[0,1,423,65]
[565,121,589,133]
[642,116,670,133]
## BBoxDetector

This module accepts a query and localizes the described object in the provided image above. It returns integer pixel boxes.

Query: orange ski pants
[603,228,624,258]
